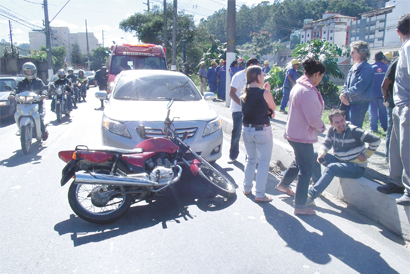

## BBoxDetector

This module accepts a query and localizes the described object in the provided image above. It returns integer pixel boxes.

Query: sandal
[275,184,295,196]
[294,208,316,215]
[255,195,273,203]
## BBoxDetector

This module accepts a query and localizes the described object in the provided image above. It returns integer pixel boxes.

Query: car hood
[104,100,218,122]
[0,91,11,100]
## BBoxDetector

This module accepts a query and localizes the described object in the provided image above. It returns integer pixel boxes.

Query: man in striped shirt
[306,109,381,205]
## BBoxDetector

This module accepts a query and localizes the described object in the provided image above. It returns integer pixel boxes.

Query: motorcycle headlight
[55,89,63,95]
[103,116,131,138]
[25,96,34,103]
[203,118,222,137]
[18,95,26,102]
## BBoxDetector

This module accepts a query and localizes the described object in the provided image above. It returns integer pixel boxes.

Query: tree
[120,5,206,70]
[90,46,110,71]
[250,30,273,59]
[40,45,67,72]
[71,44,83,66]
[292,39,349,108]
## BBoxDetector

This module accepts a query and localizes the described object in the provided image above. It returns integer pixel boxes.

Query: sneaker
[42,131,49,141]
[305,195,315,207]
[15,130,20,136]
[396,194,410,206]
[279,109,288,114]
[228,157,236,163]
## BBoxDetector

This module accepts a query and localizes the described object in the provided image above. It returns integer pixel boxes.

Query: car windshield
[85,71,94,76]
[113,74,202,101]
[0,79,17,91]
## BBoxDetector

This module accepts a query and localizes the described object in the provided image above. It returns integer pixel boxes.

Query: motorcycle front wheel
[56,103,62,122]
[20,125,32,154]
[68,182,132,224]
[73,96,77,107]
[196,158,236,198]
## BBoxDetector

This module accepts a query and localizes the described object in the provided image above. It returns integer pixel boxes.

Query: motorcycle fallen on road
[58,100,236,224]
[14,91,45,154]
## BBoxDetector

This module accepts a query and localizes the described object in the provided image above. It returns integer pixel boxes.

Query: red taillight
[163,47,166,54]
[58,150,75,163]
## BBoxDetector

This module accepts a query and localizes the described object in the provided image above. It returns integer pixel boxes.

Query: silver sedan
[98,70,223,162]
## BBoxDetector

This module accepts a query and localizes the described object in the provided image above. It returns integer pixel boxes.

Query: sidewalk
[207,99,410,242]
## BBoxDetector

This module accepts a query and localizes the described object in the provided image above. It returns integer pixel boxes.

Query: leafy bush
[267,66,285,105]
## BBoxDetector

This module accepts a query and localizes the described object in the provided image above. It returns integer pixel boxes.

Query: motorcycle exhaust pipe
[74,165,182,187]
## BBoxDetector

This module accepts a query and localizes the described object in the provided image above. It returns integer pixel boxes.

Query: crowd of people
[200,14,410,214]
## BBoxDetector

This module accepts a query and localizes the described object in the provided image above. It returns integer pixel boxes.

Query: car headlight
[0,101,9,106]
[203,118,222,137]
[103,116,131,138]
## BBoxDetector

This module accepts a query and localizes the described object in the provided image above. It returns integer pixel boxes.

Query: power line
[50,0,71,23]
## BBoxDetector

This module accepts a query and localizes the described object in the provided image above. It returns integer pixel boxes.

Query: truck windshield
[110,56,167,75]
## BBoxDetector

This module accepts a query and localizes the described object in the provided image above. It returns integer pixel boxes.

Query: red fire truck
[107,43,167,92]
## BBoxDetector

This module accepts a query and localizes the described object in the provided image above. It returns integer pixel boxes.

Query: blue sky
[0,0,270,46]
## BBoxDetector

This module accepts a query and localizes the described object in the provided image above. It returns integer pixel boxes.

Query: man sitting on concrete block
[306,109,381,206]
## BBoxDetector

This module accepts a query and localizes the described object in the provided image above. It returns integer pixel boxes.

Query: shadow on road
[0,116,15,128]
[54,168,238,247]
[0,142,46,167]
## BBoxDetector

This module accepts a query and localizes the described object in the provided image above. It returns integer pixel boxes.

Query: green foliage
[204,0,377,45]
[292,39,348,109]
[40,45,67,72]
[200,39,227,68]
[267,66,286,105]
[30,50,47,62]
[90,46,110,71]
[250,30,272,59]
[119,5,208,71]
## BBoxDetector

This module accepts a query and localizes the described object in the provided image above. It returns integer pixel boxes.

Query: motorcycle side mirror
[137,124,146,138]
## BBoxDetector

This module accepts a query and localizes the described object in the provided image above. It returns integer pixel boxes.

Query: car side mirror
[95,90,107,100]
[203,92,215,101]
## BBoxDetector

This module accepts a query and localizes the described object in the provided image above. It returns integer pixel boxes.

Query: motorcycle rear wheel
[196,158,236,198]
[68,182,132,224]
[20,125,32,154]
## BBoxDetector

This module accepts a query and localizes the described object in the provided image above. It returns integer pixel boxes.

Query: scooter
[14,91,45,154]
[58,100,236,224]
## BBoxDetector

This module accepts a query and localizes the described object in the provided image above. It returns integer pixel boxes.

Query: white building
[299,13,356,46]
[29,27,99,62]
[349,0,409,49]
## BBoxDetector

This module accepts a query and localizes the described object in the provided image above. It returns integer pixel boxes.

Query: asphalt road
[0,87,409,274]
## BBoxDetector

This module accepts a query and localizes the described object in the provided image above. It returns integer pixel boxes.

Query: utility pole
[171,0,177,71]
[85,20,90,70]
[226,0,236,107]
[144,0,150,13]
[8,20,13,47]
[163,0,167,50]
[102,30,105,47]
[43,0,53,81]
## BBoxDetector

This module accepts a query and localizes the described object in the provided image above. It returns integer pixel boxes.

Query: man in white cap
[280,59,299,114]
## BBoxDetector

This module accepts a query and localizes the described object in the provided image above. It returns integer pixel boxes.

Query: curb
[219,111,410,241]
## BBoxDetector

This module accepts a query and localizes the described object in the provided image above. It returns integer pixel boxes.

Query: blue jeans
[280,87,291,111]
[346,102,369,128]
[217,82,226,100]
[385,106,393,160]
[229,111,242,160]
[279,152,322,187]
[287,140,315,208]
[242,125,273,198]
[308,154,365,199]
[369,99,387,132]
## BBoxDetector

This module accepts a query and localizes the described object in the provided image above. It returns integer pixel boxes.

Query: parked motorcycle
[14,91,45,154]
[52,85,70,122]
[58,100,236,224]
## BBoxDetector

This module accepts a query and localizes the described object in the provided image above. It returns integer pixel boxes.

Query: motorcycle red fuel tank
[135,138,179,154]
[121,152,156,167]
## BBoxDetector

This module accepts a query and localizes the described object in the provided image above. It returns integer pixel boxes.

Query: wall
[0,57,48,83]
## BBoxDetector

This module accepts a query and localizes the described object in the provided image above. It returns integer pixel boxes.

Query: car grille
[138,127,198,139]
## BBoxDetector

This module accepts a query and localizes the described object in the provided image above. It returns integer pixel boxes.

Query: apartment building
[29,27,99,62]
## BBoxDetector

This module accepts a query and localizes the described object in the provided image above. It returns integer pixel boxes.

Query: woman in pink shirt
[275,58,326,215]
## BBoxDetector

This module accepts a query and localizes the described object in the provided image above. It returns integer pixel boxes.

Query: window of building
[370,22,376,26]
[379,19,385,23]
[378,29,384,32]
[330,30,333,33]
[330,37,333,40]
[324,31,326,34]
[378,38,383,41]
[307,34,310,37]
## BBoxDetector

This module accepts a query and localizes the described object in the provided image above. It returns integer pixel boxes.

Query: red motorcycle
[58,100,236,224]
